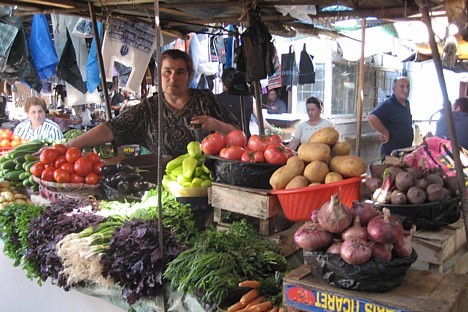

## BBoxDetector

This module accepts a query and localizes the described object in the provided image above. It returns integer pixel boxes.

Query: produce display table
[283,265,468,312]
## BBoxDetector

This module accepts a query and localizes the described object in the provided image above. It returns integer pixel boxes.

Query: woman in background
[287,96,333,150]
[13,96,63,141]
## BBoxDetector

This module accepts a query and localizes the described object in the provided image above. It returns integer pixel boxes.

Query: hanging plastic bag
[281,45,298,86]
[57,30,87,94]
[86,21,102,93]
[299,43,315,84]
[29,14,58,80]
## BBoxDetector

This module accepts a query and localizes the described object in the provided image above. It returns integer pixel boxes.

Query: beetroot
[391,189,407,205]
[407,186,426,204]
[395,171,414,191]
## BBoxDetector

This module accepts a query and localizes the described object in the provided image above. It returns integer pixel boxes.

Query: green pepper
[194,167,204,177]
[192,177,203,187]
[201,179,212,187]
[187,141,202,159]
[177,174,192,185]
[165,154,188,173]
[182,156,198,179]
[201,164,211,174]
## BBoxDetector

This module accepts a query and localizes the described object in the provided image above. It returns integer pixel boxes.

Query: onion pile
[294,195,413,265]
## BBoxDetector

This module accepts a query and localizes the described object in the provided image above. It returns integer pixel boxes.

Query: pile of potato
[0,180,31,210]
[270,127,368,190]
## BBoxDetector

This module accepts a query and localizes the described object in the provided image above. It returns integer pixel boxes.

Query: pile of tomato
[30,144,105,185]
[0,128,28,148]
[201,130,295,165]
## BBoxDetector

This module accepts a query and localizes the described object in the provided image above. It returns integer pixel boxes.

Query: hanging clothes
[86,21,102,93]
[0,22,18,72]
[101,18,156,92]
[29,14,58,80]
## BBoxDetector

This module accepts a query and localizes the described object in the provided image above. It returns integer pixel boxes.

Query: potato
[297,142,331,163]
[308,127,340,145]
[303,161,329,183]
[269,156,305,190]
[285,175,309,189]
[330,156,367,178]
[331,141,351,157]
[325,172,344,184]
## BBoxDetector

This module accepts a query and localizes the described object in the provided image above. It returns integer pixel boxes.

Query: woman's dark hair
[306,96,323,110]
[161,49,195,82]
[24,96,47,114]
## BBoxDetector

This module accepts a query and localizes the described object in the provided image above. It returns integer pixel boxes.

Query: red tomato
[53,168,71,183]
[65,147,82,163]
[247,134,267,152]
[70,173,85,184]
[283,145,295,158]
[241,149,265,163]
[201,132,225,155]
[263,144,288,165]
[54,155,68,169]
[86,152,101,165]
[219,145,244,160]
[60,162,75,174]
[225,129,246,147]
[269,134,283,145]
[53,143,68,155]
[41,167,56,182]
[74,157,93,177]
[40,148,60,165]
[30,162,46,178]
[85,172,100,185]
[93,161,106,175]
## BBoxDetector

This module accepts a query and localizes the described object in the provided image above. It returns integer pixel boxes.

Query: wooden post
[355,19,366,156]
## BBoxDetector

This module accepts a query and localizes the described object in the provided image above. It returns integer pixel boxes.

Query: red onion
[351,201,379,226]
[310,210,318,223]
[393,225,415,257]
[371,242,393,262]
[326,239,343,254]
[294,222,333,251]
[341,216,368,242]
[317,194,353,234]
[340,239,372,265]
[367,208,404,244]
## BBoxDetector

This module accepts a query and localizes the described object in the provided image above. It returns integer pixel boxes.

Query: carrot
[278,307,285,312]
[240,289,260,304]
[238,296,265,311]
[249,300,273,312]
[227,301,247,312]
[268,307,279,312]
[238,280,261,289]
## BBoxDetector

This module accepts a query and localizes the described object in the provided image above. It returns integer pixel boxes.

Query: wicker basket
[33,176,103,202]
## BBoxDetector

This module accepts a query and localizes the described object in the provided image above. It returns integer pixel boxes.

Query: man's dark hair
[221,68,236,86]
[454,97,468,113]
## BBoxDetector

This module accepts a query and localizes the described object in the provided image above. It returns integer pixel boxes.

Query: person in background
[65,49,237,157]
[217,68,274,138]
[367,76,413,157]
[265,88,287,114]
[13,96,63,141]
[110,88,130,117]
[436,97,468,149]
[287,96,333,150]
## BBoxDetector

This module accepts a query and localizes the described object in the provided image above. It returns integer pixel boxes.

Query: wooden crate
[209,182,284,235]
[412,217,467,273]
[283,265,468,312]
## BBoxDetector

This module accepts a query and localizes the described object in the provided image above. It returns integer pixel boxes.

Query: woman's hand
[191,115,218,132]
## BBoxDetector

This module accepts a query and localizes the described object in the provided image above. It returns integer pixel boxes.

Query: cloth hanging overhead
[29,14,58,80]
[86,21,102,93]
[101,18,156,93]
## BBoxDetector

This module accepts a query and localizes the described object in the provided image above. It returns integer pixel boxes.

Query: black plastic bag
[304,249,418,292]
[299,43,315,84]
[281,45,298,86]
[57,30,87,94]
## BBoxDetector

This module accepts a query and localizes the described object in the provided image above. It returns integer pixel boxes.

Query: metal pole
[253,80,265,135]
[355,19,366,156]
[418,0,468,239]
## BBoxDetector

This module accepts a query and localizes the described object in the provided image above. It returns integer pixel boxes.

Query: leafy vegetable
[26,198,105,288]
[0,202,45,282]
[99,219,184,305]
[164,220,287,304]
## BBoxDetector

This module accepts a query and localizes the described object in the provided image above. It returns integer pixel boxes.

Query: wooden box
[283,265,468,312]
[209,182,284,236]
[412,217,467,273]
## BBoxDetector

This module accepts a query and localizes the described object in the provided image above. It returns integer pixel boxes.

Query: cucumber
[4,170,24,182]
[19,171,31,180]
[15,163,23,170]
[23,160,39,172]
[13,155,26,165]
[24,154,39,162]
[1,160,16,170]
[13,142,43,151]
[23,178,33,188]
[9,149,41,159]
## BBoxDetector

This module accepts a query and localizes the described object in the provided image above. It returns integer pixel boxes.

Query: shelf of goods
[209,181,299,257]
[412,217,467,273]
[283,264,468,312]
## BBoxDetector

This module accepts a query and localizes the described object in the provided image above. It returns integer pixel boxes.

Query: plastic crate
[271,177,361,221]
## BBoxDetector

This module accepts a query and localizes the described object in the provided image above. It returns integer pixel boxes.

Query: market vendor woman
[65,49,237,156]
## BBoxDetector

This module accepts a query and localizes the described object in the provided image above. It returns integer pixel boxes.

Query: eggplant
[116,163,137,173]
[100,165,118,177]
[117,180,132,194]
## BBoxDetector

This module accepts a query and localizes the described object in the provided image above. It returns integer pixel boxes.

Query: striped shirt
[13,118,63,141]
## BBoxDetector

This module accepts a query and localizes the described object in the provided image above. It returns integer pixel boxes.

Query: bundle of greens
[164,220,287,304]
[0,202,45,282]
[26,198,105,289]
[99,218,184,305]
